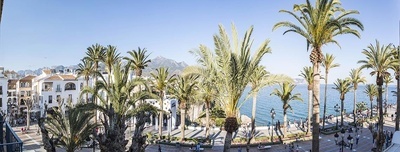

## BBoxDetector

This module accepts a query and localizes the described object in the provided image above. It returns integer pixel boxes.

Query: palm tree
[124,47,152,78]
[150,67,176,139]
[81,61,153,151]
[170,75,198,141]
[183,61,218,140]
[321,53,340,129]
[129,103,158,152]
[245,66,292,148]
[103,45,120,84]
[76,58,95,103]
[46,103,99,152]
[358,40,397,151]
[383,75,393,114]
[85,43,106,123]
[390,45,400,130]
[193,24,270,152]
[299,66,313,134]
[364,84,378,119]
[332,79,352,127]
[273,0,363,150]
[347,68,366,125]
[271,82,303,136]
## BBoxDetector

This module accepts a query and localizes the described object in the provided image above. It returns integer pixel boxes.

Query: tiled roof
[42,69,51,75]
[45,75,62,81]
[59,75,77,81]
[20,75,36,81]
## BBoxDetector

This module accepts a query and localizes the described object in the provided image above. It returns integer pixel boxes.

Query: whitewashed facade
[0,67,8,113]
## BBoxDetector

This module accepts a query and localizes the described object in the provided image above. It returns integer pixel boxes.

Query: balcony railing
[56,88,62,92]
[1,117,23,151]
[65,87,76,91]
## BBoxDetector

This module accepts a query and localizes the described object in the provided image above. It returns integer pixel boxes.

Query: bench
[189,147,204,151]
[257,146,272,150]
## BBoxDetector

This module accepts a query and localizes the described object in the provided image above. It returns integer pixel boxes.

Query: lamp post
[334,104,340,129]
[270,108,276,143]
[168,109,172,140]
[340,128,346,152]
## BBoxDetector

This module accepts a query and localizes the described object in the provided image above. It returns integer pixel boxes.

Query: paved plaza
[13,107,398,152]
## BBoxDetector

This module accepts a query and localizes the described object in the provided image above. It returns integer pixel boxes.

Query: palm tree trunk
[205,101,210,139]
[396,78,400,131]
[85,79,89,103]
[159,91,164,139]
[311,62,321,152]
[353,89,357,125]
[180,108,185,141]
[27,109,31,130]
[94,62,98,124]
[322,73,328,129]
[371,100,373,119]
[341,99,344,127]
[223,131,233,152]
[250,95,257,140]
[385,84,389,114]
[307,89,312,135]
[283,110,287,136]
[377,83,384,151]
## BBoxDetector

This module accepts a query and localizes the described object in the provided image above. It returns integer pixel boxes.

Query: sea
[239,84,397,126]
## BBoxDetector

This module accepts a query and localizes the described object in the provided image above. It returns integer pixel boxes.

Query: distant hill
[142,56,188,76]
[15,56,188,77]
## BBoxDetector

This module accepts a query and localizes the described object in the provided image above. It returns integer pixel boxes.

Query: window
[68,94,72,102]
[27,91,31,96]
[49,95,53,103]
[20,91,25,97]
[80,83,83,89]
[39,96,43,103]
[0,86,2,95]
[56,84,61,92]
[65,83,76,91]
[0,98,2,107]
[57,95,61,102]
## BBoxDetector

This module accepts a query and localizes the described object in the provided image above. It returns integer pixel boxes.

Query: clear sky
[0,0,399,84]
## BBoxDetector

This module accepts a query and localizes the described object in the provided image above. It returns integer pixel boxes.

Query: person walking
[356,134,360,145]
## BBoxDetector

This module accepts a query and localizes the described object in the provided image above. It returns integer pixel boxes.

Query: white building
[144,96,178,131]
[32,69,85,115]
[0,67,8,113]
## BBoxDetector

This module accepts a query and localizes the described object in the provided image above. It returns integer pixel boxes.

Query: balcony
[42,88,53,92]
[56,88,62,92]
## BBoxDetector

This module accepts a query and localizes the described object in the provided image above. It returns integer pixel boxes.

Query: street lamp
[334,104,340,129]
[168,109,172,140]
[270,108,276,143]
[339,128,346,152]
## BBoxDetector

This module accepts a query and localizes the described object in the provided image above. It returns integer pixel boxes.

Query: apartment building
[0,67,7,113]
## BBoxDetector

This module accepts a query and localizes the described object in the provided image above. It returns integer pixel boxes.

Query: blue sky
[0,0,399,84]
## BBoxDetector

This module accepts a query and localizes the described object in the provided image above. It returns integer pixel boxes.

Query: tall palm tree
[273,0,363,150]
[76,58,95,103]
[332,79,352,127]
[383,75,393,114]
[183,58,218,140]
[85,43,106,123]
[390,45,400,130]
[124,47,151,78]
[271,82,303,136]
[103,45,120,84]
[170,75,198,142]
[358,40,397,151]
[321,53,340,129]
[150,67,176,139]
[46,103,99,152]
[193,24,270,152]
[299,66,313,134]
[347,68,366,125]
[81,61,153,152]
[364,84,378,119]
[246,66,292,148]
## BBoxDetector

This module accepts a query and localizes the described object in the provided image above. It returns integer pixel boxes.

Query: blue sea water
[239,84,397,126]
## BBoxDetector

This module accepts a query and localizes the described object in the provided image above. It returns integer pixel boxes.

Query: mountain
[14,56,188,77]
[142,56,188,76]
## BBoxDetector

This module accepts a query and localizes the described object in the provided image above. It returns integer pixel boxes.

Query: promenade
[11,107,398,152]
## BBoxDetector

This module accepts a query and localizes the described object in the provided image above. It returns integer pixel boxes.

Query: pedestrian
[238,146,242,152]
[356,134,360,145]
[392,114,394,121]
[158,145,162,152]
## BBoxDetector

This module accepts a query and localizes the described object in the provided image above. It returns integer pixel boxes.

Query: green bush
[215,118,225,127]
